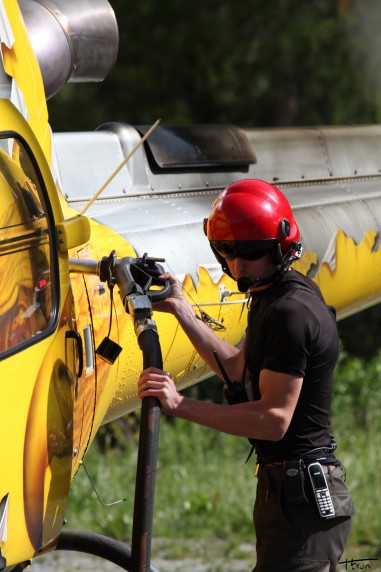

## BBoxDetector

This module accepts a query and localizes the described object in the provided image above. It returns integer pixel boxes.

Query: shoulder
[281,269,322,296]
[265,273,328,328]
[273,270,330,311]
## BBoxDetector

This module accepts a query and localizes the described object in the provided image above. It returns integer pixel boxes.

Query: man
[138,179,354,572]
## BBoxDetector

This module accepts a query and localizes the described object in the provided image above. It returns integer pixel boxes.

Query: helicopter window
[134,124,257,171]
[0,137,57,357]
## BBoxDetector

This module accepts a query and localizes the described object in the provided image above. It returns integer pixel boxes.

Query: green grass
[66,419,254,543]
[65,354,381,565]
[65,418,381,558]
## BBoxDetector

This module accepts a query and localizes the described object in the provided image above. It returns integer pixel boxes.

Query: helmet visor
[210,239,275,261]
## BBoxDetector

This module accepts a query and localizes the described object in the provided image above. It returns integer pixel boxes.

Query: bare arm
[138,367,303,441]
[154,272,245,381]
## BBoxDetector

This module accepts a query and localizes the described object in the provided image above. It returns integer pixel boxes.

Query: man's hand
[138,367,184,414]
[152,272,187,315]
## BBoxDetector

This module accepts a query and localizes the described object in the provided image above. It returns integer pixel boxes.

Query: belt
[256,462,337,480]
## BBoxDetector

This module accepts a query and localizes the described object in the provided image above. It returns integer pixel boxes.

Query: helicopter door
[69,273,98,474]
[0,104,87,566]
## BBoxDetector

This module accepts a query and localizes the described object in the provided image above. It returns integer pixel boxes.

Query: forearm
[173,298,242,379]
[152,271,243,380]
[173,396,283,441]
[138,368,296,441]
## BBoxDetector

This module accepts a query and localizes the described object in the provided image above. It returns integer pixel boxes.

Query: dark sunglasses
[210,239,274,261]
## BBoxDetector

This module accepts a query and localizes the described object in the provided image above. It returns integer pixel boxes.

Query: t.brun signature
[338,558,379,570]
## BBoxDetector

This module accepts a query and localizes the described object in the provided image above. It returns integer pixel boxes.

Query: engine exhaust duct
[18,0,119,100]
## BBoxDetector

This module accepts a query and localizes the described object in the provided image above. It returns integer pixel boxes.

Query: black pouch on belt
[284,460,309,505]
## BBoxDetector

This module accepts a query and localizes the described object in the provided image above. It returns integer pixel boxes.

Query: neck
[249,282,274,293]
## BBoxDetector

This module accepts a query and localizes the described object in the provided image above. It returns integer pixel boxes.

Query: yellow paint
[23,327,74,553]
[1,0,51,162]
[293,230,381,315]
[293,250,318,277]
[103,265,248,423]
[314,230,381,314]
[0,100,76,565]
[0,320,75,563]
[89,227,381,426]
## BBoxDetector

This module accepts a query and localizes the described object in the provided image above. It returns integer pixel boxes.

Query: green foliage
[66,418,254,543]
[338,303,381,361]
[154,419,254,539]
[333,349,381,433]
[331,351,381,550]
[66,352,381,561]
[47,0,381,131]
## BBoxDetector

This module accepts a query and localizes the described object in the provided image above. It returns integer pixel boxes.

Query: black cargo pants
[252,464,354,572]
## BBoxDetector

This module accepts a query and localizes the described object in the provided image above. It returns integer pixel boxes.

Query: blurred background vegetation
[49,0,381,567]
[48,0,381,130]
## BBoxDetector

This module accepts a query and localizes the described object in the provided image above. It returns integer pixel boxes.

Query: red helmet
[204,179,302,276]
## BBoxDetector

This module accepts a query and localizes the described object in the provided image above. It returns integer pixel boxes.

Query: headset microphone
[237,277,255,292]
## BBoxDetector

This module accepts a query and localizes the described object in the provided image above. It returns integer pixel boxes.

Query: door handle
[65,330,84,378]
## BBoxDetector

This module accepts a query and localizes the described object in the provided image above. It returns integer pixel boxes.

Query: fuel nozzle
[112,253,170,310]
[97,252,171,361]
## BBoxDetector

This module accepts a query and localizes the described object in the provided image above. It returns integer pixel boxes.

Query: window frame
[0,131,60,360]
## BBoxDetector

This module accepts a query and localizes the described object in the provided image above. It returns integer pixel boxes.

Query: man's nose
[233,257,247,272]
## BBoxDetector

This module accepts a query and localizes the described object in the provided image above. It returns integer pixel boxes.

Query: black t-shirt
[244,269,339,464]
